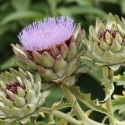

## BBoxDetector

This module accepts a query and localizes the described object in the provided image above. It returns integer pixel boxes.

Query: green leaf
[0,24,15,35]
[0,55,17,70]
[45,87,63,108]
[37,122,46,125]
[13,120,46,125]
[52,102,71,110]
[0,119,5,125]
[100,83,114,102]
[113,73,125,87]
[119,0,125,14]
[65,0,92,6]
[11,0,31,10]
[88,69,102,83]
[62,75,75,86]
[69,86,113,118]
[112,91,125,114]
[56,119,68,125]
[1,10,43,25]
[58,6,107,17]
[99,0,119,4]
[7,121,20,125]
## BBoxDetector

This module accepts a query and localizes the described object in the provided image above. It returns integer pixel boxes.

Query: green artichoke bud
[0,68,50,124]
[11,17,90,83]
[82,13,125,70]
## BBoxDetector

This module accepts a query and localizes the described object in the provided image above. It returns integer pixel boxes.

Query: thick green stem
[106,97,115,125]
[61,83,86,121]
[60,83,106,125]
[102,67,116,125]
[40,107,82,125]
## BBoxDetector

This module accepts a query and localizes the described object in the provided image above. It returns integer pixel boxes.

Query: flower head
[82,13,125,71]
[12,16,90,84]
[18,16,75,50]
[0,68,50,124]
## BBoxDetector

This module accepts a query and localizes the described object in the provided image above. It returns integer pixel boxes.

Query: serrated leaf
[112,91,125,114]
[113,74,125,88]
[69,86,113,118]
[100,83,114,102]
[52,102,71,110]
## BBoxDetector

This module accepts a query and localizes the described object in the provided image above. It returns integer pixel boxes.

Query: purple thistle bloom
[18,16,76,50]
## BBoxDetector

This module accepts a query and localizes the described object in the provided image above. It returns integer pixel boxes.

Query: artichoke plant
[11,16,90,83]
[0,68,50,125]
[82,13,125,70]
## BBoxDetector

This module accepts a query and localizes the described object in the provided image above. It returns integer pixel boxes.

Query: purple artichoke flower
[18,17,75,51]
[12,16,90,84]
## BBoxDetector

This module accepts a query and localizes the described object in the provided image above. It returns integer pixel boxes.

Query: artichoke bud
[0,69,50,124]
[12,16,90,83]
[82,13,125,71]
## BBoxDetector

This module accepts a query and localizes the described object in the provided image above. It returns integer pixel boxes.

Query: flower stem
[106,97,115,125]
[102,67,116,125]
[40,107,82,125]
[60,83,86,121]
[60,83,106,125]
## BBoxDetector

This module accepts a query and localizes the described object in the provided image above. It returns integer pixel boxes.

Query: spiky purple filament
[18,16,75,50]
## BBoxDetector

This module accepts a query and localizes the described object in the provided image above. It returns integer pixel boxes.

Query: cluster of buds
[0,68,50,124]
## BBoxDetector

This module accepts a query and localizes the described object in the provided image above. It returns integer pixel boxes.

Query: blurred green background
[0,0,125,123]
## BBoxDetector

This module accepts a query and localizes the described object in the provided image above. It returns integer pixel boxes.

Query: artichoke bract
[82,13,125,70]
[11,16,90,83]
[0,68,50,125]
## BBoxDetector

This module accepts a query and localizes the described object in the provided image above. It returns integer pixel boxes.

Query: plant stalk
[60,83,106,125]
[102,67,116,125]
[40,107,82,125]
[106,97,115,125]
